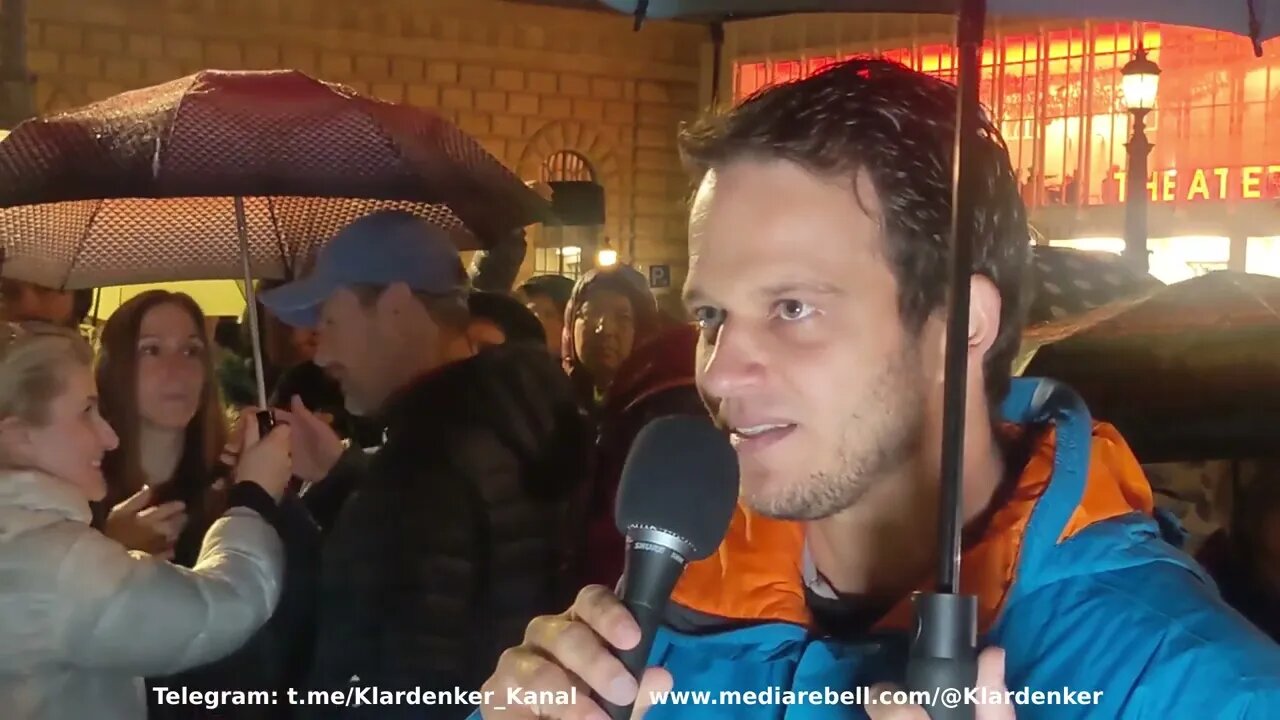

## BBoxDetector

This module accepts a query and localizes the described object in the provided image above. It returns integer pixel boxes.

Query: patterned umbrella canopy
[1027,245,1164,327]
[1020,271,1280,461]
[0,69,551,289]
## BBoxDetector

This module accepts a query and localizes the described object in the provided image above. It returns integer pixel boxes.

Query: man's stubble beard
[747,350,926,522]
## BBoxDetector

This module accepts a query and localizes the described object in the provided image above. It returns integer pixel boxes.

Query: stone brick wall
[23,0,707,290]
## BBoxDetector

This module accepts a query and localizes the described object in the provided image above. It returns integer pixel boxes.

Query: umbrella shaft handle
[907,591,978,720]
[256,409,275,434]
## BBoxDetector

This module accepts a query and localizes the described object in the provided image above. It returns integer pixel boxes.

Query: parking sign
[648,264,670,289]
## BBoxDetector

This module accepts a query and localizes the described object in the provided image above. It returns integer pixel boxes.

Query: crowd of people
[0,204,701,719]
[0,56,1277,720]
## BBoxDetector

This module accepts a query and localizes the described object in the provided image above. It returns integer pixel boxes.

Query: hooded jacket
[561,265,661,415]
[468,378,1280,719]
[581,324,706,589]
[0,471,283,720]
[306,342,590,718]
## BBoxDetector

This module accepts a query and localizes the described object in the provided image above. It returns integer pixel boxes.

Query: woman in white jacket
[0,321,294,719]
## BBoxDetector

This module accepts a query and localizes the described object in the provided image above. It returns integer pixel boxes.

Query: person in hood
[473,58,1280,720]
[580,323,706,589]
[561,265,660,415]
[260,211,590,719]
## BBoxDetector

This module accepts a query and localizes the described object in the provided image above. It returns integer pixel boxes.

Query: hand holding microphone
[479,416,739,720]
[480,586,672,720]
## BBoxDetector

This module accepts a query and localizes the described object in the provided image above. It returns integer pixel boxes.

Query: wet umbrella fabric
[599,0,1280,51]
[1022,271,1280,460]
[1027,246,1164,327]
[0,69,551,288]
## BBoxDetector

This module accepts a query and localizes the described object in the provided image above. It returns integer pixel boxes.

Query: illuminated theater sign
[1110,166,1280,203]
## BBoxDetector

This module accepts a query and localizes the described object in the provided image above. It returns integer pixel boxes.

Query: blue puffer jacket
[472,379,1280,719]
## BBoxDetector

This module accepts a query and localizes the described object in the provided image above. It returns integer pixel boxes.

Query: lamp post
[1121,45,1161,273]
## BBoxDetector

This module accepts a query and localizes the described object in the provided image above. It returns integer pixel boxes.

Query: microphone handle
[598,541,685,720]
[905,591,978,720]
[602,598,664,720]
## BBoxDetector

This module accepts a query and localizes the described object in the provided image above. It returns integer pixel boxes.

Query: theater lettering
[1111,165,1280,202]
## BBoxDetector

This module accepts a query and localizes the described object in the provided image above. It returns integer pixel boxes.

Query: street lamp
[1121,45,1161,273]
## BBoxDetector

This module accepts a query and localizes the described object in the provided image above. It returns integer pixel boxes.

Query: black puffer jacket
[305,342,590,719]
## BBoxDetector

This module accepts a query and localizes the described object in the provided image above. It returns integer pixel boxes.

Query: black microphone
[601,415,739,720]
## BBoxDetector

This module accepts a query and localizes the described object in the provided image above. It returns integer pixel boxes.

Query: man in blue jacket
[473,58,1280,719]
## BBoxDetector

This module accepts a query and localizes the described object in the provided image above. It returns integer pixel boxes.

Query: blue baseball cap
[260,210,469,328]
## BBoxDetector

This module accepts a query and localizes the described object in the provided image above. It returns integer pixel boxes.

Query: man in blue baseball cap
[261,210,472,415]
[261,210,591,718]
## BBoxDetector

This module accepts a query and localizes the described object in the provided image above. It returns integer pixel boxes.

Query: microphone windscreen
[614,415,739,561]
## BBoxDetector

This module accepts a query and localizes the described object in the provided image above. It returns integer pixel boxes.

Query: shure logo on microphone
[632,540,688,564]
[627,525,698,566]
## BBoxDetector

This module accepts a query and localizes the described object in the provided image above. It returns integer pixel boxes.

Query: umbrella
[605,1,1280,52]
[0,195,474,290]
[0,70,551,289]
[1021,271,1280,461]
[1027,245,1164,327]
[0,69,549,241]
[594,2,1277,717]
[0,69,552,410]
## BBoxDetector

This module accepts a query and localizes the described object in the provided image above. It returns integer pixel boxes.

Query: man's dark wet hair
[678,56,1030,410]
[518,274,575,317]
[468,290,546,345]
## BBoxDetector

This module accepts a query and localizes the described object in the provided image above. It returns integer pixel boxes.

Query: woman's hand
[234,410,293,503]
[103,486,188,560]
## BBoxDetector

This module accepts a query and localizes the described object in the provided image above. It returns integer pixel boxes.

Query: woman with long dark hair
[95,291,227,562]
[94,290,320,719]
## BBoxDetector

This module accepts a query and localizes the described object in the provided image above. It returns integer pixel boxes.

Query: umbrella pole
[235,196,271,412]
[904,1,985,718]
[937,0,985,599]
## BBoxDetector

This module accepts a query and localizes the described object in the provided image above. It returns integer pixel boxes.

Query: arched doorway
[534,151,600,279]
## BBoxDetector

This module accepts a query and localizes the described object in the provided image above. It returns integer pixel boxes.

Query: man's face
[685,158,929,521]
[523,293,564,356]
[313,288,398,416]
[6,282,74,325]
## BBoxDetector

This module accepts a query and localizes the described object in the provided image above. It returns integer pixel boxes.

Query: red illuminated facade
[733,23,1280,211]
[723,19,1280,280]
